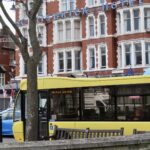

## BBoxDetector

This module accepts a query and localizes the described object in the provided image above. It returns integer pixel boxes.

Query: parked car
[0,108,13,136]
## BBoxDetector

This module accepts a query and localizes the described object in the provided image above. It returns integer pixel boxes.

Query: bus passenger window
[50,89,79,121]
[116,95,150,121]
[83,88,111,121]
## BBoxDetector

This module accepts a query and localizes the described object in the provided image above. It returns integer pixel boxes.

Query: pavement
[2,137,16,143]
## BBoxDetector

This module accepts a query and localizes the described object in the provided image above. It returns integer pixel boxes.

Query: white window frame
[124,44,132,66]
[98,13,106,36]
[134,42,142,66]
[124,10,131,32]
[74,50,81,71]
[133,9,140,31]
[54,18,81,43]
[37,25,44,45]
[144,8,150,30]
[87,46,96,70]
[86,15,96,38]
[117,45,122,68]
[60,0,76,12]
[66,21,71,41]
[117,13,121,35]
[57,21,64,42]
[117,7,150,34]
[65,50,72,72]
[54,48,81,74]
[145,42,150,65]
[74,20,81,40]
[98,44,107,69]
[37,53,47,75]
[119,40,150,69]
[58,51,64,72]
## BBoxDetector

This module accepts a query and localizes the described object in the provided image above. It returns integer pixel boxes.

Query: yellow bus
[13,75,150,142]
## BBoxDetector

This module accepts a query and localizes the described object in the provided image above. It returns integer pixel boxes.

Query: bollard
[0,115,2,142]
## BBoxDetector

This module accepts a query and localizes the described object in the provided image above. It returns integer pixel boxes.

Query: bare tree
[0,0,43,141]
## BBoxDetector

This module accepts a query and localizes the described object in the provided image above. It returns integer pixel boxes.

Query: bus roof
[20,75,150,90]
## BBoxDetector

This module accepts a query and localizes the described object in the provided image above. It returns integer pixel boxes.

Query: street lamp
[10,2,15,10]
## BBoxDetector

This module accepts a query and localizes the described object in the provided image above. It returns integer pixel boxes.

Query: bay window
[119,41,150,68]
[55,19,81,43]
[56,49,81,73]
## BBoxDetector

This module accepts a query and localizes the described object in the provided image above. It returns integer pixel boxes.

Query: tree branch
[0,14,29,61]
[28,18,42,64]
[29,0,43,19]
[27,0,43,63]
[0,15,21,48]
[0,0,24,40]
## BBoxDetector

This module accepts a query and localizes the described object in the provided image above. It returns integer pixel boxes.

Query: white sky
[0,1,15,31]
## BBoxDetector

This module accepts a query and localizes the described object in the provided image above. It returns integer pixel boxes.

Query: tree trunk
[26,58,38,141]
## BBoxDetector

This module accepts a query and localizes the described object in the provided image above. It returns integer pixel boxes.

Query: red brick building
[0,28,15,86]
[15,0,150,79]
[0,28,15,110]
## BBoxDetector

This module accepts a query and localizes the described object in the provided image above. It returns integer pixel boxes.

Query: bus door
[38,91,50,140]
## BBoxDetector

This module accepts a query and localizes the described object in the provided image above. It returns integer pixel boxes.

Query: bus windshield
[13,91,21,122]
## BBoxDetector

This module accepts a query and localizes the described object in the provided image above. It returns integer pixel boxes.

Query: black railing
[0,115,2,142]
